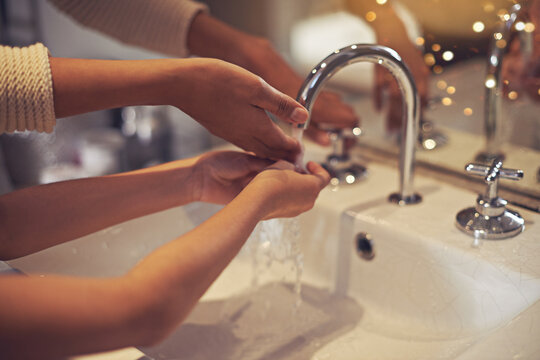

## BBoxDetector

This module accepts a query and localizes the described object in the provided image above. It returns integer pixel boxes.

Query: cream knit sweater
[0,0,208,134]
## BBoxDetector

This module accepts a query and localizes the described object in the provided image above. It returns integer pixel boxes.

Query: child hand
[245,160,330,219]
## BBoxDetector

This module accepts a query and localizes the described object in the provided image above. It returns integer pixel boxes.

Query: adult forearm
[0,159,197,260]
[186,13,298,92]
[50,57,188,118]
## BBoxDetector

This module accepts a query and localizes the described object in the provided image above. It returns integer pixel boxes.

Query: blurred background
[0,0,538,200]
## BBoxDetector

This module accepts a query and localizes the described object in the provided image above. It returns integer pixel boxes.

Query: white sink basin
[9,145,540,360]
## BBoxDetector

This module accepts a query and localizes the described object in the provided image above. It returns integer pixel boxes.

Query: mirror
[278,0,540,210]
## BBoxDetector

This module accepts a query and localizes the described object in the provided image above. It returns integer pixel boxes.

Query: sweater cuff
[0,43,56,134]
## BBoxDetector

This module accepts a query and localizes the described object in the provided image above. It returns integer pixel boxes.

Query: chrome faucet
[456,157,524,239]
[296,44,422,205]
[476,3,532,163]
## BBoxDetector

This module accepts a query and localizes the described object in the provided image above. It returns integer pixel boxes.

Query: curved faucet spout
[296,44,421,205]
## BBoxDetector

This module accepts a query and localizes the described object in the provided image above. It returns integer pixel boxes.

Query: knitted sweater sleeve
[0,43,55,134]
[47,0,209,58]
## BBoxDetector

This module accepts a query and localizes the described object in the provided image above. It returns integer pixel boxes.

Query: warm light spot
[525,22,536,32]
[442,97,453,106]
[424,53,436,66]
[496,39,507,48]
[504,79,510,85]
[497,9,508,18]
[464,107,473,116]
[538,88,540,96]
[311,69,317,74]
[376,0,387,4]
[436,80,447,90]
[508,91,518,100]
[494,32,503,40]
[320,62,327,69]
[365,11,377,22]
[415,37,425,46]
[433,65,444,74]
[473,21,485,33]
[351,44,357,49]
[432,43,441,52]
[447,86,456,94]
[423,139,436,150]
[483,2,495,12]
[345,175,356,184]
[503,13,511,21]
[515,21,526,31]
[442,51,454,61]
[352,127,362,136]
[485,75,497,89]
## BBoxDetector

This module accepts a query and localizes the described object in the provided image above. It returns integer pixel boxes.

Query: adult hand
[192,150,272,204]
[246,160,330,219]
[237,37,359,145]
[172,58,309,161]
[188,13,359,146]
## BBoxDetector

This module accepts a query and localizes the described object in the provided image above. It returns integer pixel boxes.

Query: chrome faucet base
[456,157,524,240]
[455,207,524,240]
[321,128,367,185]
[388,192,422,206]
[323,161,367,185]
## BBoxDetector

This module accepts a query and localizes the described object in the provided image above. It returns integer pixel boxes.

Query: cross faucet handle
[465,158,523,183]
[455,157,525,240]
[465,157,523,203]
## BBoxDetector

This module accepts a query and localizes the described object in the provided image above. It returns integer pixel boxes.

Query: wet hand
[173,59,309,162]
[193,151,273,204]
[246,160,330,219]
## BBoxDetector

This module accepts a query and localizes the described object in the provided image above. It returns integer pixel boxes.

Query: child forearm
[0,186,268,359]
[0,158,198,260]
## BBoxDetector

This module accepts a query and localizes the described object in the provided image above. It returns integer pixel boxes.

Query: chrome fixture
[296,44,421,205]
[476,3,532,163]
[325,127,367,185]
[456,157,525,239]
[356,232,375,261]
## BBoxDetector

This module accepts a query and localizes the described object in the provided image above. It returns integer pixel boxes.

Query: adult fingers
[238,107,301,160]
[252,78,309,125]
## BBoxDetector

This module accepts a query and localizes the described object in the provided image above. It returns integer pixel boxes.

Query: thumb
[306,161,331,189]
[253,79,309,125]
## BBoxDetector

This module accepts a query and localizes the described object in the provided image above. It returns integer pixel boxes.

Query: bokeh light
[436,80,447,90]
[442,51,454,61]
[473,21,485,33]
[508,91,518,100]
[365,11,377,22]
